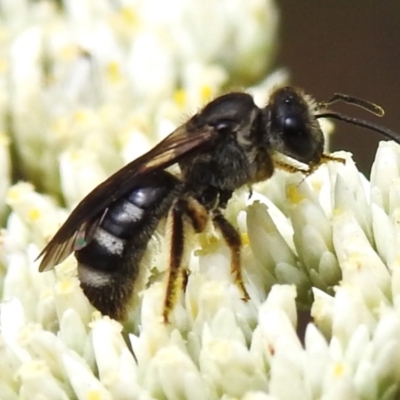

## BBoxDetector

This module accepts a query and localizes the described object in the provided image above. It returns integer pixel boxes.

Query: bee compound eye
[283,116,303,135]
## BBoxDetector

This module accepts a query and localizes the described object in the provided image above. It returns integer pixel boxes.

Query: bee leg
[320,152,346,165]
[184,197,209,233]
[180,197,209,294]
[274,159,309,175]
[163,196,209,322]
[304,154,346,177]
[163,198,186,323]
[212,211,250,301]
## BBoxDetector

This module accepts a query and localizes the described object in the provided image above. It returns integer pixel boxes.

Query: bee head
[264,86,324,166]
[264,86,400,170]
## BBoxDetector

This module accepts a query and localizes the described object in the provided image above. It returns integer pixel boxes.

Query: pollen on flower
[56,277,76,294]
[173,89,187,108]
[200,85,213,103]
[332,206,345,217]
[73,110,90,123]
[195,232,220,255]
[7,186,23,201]
[241,232,249,245]
[333,362,345,377]
[28,208,41,221]
[308,177,323,194]
[120,6,138,25]
[87,390,102,400]
[106,61,122,83]
[60,45,80,61]
[286,184,306,204]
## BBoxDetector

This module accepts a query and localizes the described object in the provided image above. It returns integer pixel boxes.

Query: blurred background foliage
[277,1,400,176]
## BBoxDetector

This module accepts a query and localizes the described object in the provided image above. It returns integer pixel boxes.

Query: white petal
[63,351,112,400]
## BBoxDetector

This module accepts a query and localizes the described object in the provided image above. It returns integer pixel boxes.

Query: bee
[37,86,400,322]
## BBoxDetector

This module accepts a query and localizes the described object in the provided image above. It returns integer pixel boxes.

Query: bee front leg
[212,212,250,301]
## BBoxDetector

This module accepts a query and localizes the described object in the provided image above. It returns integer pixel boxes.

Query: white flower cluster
[0,0,278,205]
[1,1,399,400]
[3,144,400,399]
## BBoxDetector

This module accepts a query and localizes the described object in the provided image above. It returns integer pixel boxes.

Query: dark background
[276,1,400,176]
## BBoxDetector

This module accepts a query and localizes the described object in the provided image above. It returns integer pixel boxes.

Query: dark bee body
[75,171,181,319]
[179,93,274,206]
[37,86,400,321]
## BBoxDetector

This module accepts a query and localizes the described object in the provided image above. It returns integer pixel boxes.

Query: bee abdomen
[74,171,181,319]
[101,184,167,239]
[75,227,126,271]
[102,200,144,238]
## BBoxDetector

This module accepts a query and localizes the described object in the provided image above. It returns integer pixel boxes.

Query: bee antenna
[320,93,384,117]
[316,111,400,143]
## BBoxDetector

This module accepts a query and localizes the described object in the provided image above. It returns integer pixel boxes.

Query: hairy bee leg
[180,197,209,294]
[212,212,250,301]
[275,154,345,179]
[306,154,346,176]
[274,159,309,175]
[163,196,210,321]
[320,153,346,165]
[184,197,209,233]
[163,199,186,323]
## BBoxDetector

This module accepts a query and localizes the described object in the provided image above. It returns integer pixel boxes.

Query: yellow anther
[87,391,102,400]
[73,110,89,123]
[286,184,305,204]
[28,208,41,221]
[106,61,122,83]
[173,89,187,108]
[120,6,138,25]
[241,232,249,245]
[333,362,345,377]
[7,187,21,201]
[58,278,73,294]
[200,85,213,102]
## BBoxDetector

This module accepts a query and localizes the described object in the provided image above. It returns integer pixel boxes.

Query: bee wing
[38,124,217,271]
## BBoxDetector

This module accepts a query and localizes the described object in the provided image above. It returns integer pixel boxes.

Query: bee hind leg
[163,198,186,323]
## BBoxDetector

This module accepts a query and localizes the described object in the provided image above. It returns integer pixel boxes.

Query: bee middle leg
[163,197,209,322]
[212,211,250,301]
